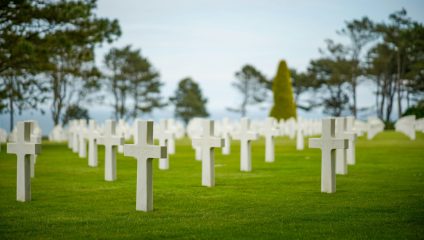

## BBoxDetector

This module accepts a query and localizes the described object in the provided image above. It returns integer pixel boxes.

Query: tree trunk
[8,81,14,132]
[375,76,380,119]
[351,63,357,118]
[396,51,402,118]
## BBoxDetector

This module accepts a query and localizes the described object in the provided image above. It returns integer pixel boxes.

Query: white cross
[335,117,356,175]
[28,121,41,178]
[78,120,87,158]
[7,121,41,202]
[123,120,167,212]
[346,116,357,165]
[72,120,79,153]
[192,120,224,187]
[67,121,74,149]
[296,124,304,150]
[309,118,348,193]
[233,118,258,172]
[166,119,178,154]
[156,120,174,170]
[84,120,100,167]
[97,120,124,181]
[262,117,279,162]
[221,118,233,155]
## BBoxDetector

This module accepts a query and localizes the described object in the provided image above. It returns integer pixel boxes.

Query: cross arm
[331,139,348,149]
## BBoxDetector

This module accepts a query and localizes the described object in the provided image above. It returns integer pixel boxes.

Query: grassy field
[0,131,423,239]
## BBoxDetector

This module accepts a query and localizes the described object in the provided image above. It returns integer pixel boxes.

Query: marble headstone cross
[97,120,124,181]
[157,120,174,170]
[192,120,224,187]
[221,118,233,155]
[7,121,41,202]
[346,116,357,165]
[166,119,177,154]
[335,117,356,175]
[78,120,87,158]
[308,118,348,193]
[123,120,167,212]
[72,120,79,153]
[84,120,100,167]
[29,121,41,178]
[262,117,279,162]
[233,118,258,172]
[296,124,304,150]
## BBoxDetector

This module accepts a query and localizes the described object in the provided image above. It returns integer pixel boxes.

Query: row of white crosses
[4,116,357,211]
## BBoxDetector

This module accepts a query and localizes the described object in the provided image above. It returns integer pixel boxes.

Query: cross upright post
[262,117,279,162]
[124,120,167,212]
[7,121,41,202]
[335,117,356,175]
[233,118,258,172]
[346,116,357,165]
[98,120,124,181]
[85,120,100,167]
[309,118,348,193]
[192,120,224,187]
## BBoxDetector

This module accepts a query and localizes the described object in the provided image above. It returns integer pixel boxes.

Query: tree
[62,104,90,126]
[365,9,424,121]
[366,43,397,121]
[43,0,121,125]
[308,58,351,116]
[290,68,319,111]
[228,64,268,116]
[0,72,47,131]
[103,45,164,120]
[269,60,297,120]
[375,9,414,117]
[0,0,121,127]
[402,100,424,118]
[170,77,209,125]
[338,17,376,117]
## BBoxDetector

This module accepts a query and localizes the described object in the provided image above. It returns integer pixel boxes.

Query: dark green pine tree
[170,78,209,125]
[270,60,297,120]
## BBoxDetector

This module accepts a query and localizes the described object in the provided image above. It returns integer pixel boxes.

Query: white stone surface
[346,116,357,165]
[395,115,416,140]
[335,117,355,175]
[97,120,124,181]
[220,118,233,155]
[187,118,204,161]
[155,120,174,170]
[7,121,41,202]
[309,118,348,193]
[416,118,424,132]
[261,117,279,162]
[296,123,304,151]
[49,125,67,142]
[72,120,79,153]
[192,120,224,187]
[123,120,167,212]
[84,120,100,167]
[78,120,87,158]
[28,121,42,178]
[367,117,385,140]
[232,118,258,172]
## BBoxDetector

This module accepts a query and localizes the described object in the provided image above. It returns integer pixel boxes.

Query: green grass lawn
[0,131,423,239]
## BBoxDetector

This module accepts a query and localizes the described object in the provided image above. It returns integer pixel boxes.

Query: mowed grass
[0,131,423,239]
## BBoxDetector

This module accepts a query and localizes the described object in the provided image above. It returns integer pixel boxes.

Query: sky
[1,0,424,133]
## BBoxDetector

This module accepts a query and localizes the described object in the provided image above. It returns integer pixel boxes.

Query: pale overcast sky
[1,0,424,133]
[94,0,424,117]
